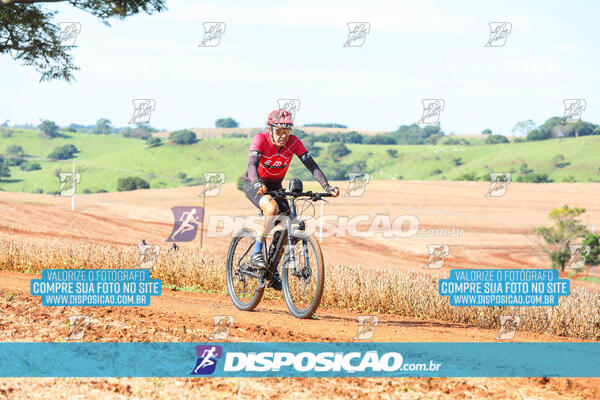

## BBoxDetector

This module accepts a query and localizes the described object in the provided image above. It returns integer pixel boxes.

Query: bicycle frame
[263,190,317,276]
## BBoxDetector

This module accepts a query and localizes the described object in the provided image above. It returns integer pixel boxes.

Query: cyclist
[242,109,339,290]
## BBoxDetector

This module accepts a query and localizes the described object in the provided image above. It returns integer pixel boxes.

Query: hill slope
[1,128,599,193]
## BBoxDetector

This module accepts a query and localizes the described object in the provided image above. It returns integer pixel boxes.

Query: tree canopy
[0,0,167,82]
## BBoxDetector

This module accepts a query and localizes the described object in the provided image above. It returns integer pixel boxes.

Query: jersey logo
[259,153,292,176]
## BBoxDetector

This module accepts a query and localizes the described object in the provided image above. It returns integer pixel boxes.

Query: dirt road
[1,270,599,399]
[2,181,600,398]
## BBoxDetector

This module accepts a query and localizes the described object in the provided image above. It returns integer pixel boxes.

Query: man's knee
[259,195,279,215]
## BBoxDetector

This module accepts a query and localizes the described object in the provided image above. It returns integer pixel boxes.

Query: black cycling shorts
[243,180,290,215]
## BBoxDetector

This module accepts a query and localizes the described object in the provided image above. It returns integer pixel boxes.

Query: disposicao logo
[224,351,403,373]
[191,345,222,375]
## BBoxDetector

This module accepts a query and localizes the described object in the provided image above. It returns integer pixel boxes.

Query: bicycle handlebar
[265,189,332,201]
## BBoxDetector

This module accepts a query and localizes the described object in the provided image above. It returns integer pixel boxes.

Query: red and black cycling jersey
[243,130,329,188]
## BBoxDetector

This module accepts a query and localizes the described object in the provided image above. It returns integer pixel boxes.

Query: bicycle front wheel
[226,228,264,311]
[281,232,325,319]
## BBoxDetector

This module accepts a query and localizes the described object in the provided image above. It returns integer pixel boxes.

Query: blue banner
[30,269,161,306]
[0,342,599,377]
[439,269,570,306]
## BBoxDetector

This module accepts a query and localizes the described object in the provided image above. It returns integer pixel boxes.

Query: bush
[440,137,470,145]
[223,132,247,138]
[552,154,571,169]
[517,173,553,183]
[526,128,551,141]
[146,137,162,147]
[6,157,24,166]
[431,168,443,175]
[513,137,526,143]
[328,142,351,158]
[342,131,364,144]
[481,129,492,134]
[455,172,479,181]
[121,126,151,140]
[95,188,108,193]
[386,149,398,158]
[485,134,509,144]
[237,176,244,191]
[169,129,197,145]
[117,176,150,191]
[426,134,443,144]
[83,188,92,194]
[20,162,41,171]
[519,163,533,174]
[215,118,239,128]
[0,161,9,179]
[5,145,24,156]
[48,145,79,160]
[452,157,464,166]
[364,135,396,145]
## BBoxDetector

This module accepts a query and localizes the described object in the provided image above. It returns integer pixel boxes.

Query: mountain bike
[226,183,331,319]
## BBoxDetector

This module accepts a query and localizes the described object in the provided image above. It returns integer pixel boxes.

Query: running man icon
[191,345,222,375]
[167,207,205,242]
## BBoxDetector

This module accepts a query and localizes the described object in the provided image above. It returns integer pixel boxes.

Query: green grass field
[1,128,599,193]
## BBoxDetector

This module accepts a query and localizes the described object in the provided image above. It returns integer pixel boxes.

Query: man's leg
[250,195,279,269]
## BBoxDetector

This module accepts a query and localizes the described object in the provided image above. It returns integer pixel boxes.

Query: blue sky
[1,0,599,134]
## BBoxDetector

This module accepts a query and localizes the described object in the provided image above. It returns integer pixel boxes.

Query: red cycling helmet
[267,109,294,128]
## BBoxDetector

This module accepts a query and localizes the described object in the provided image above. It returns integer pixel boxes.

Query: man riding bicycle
[242,109,339,290]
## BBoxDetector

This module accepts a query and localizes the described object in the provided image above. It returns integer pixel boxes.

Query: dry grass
[2,238,599,340]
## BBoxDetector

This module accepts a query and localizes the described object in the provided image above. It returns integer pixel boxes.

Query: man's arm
[247,150,260,184]
[299,152,330,189]
[247,150,266,193]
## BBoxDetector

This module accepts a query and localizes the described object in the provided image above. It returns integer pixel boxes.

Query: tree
[0,1,167,82]
[481,128,492,135]
[48,144,79,160]
[215,118,239,128]
[534,205,589,271]
[421,124,442,138]
[485,134,509,144]
[121,124,155,139]
[582,233,600,268]
[342,131,364,144]
[526,129,551,141]
[93,118,112,134]
[364,135,397,145]
[0,155,10,179]
[169,129,197,145]
[39,119,59,138]
[328,142,351,158]
[512,120,536,137]
[117,176,149,191]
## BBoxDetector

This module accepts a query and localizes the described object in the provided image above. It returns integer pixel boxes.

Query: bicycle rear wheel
[226,228,264,311]
[281,232,325,319]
